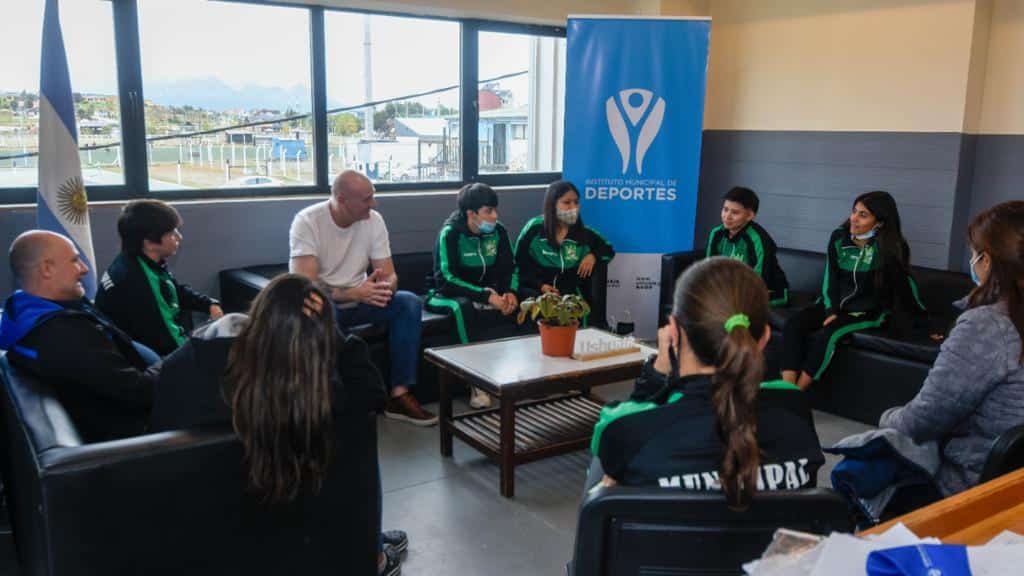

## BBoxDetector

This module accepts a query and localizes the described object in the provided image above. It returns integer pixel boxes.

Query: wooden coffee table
[424,328,655,498]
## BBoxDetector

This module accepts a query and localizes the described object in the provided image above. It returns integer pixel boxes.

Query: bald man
[0,230,159,441]
[290,170,435,426]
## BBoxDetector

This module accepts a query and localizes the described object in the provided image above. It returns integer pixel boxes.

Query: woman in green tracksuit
[781,190,925,390]
[587,258,823,502]
[514,180,615,322]
[426,183,519,345]
[426,183,519,409]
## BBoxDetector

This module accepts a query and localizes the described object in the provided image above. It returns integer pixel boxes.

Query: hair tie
[724,314,750,333]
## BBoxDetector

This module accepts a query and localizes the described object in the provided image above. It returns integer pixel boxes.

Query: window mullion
[310,6,328,190]
[461,21,479,183]
[112,0,149,198]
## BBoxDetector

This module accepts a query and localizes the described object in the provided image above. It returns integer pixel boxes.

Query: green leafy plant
[516,292,590,327]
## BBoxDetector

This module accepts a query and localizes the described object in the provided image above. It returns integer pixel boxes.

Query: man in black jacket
[96,199,222,356]
[0,230,160,441]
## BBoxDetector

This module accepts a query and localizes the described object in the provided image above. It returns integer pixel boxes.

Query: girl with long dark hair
[590,258,822,508]
[514,180,615,305]
[881,201,1024,495]
[781,191,924,390]
[152,274,404,575]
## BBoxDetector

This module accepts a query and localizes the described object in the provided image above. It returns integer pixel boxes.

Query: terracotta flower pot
[538,320,579,357]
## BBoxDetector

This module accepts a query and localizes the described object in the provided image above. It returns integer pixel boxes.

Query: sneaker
[382,529,408,556]
[378,546,401,576]
[469,386,492,410]
[385,393,438,426]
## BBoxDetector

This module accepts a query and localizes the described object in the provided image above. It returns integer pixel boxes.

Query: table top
[424,328,656,388]
[859,467,1024,545]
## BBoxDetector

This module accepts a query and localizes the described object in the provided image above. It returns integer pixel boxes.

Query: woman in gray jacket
[881,200,1024,496]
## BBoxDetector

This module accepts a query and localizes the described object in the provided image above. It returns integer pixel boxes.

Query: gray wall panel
[949,134,977,271]
[970,135,1024,220]
[1,186,547,297]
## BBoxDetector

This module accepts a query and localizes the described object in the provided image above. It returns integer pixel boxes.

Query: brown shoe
[385,392,438,427]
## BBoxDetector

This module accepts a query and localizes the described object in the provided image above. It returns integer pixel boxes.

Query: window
[0,0,123,190]
[0,2,565,203]
[325,12,460,184]
[478,31,565,174]
[137,0,314,190]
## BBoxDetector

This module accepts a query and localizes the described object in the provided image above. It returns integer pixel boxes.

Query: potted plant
[516,292,591,357]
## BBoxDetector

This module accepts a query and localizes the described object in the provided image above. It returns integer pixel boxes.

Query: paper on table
[809,524,944,576]
[747,524,1024,576]
[745,524,934,576]
[969,532,1024,576]
[984,530,1024,547]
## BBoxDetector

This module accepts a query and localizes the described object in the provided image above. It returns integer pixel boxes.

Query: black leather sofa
[219,252,609,403]
[0,353,380,576]
[660,248,974,425]
[569,486,851,575]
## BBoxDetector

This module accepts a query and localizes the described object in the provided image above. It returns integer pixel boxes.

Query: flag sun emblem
[57,177,88,225]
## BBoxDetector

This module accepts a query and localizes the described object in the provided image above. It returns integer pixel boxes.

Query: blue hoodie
[0,291,67,359]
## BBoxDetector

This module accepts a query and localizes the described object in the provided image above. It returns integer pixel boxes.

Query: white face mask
[556,208,579,225]
[853,226,878,241]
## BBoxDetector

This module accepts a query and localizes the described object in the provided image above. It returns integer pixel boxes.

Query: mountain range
[144,77,313,113]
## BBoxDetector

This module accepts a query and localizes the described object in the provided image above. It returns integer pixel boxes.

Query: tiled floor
[382,382,874,576]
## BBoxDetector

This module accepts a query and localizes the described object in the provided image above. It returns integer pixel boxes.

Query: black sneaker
[382,529,409,555]
[378,546,401,576]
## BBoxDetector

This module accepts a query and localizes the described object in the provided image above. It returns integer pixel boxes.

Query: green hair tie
[724,314,750,333]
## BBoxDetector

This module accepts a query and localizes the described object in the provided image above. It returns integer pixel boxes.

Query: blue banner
[563,17,710,254]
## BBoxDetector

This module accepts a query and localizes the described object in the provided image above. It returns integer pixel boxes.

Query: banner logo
[605,89,666,175]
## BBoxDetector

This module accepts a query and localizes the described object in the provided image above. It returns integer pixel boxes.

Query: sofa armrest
[219,268,274,313]
[37,428,234,475]
[659,250,702,324]
[584,261,610,328]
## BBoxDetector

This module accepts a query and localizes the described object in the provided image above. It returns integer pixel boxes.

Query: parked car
[222,175,281,188]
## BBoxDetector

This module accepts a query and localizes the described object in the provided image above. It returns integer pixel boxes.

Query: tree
[331,113,361,136]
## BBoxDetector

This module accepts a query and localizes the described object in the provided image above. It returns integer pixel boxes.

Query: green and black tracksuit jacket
[781,228,926,380]
[591,360,823,489]
[706,221,790,306]
[425,212,516,344]
[96,253,218,356]
[513,216,615,301]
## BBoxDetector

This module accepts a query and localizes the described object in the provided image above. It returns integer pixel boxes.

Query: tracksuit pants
[781,302,886,381]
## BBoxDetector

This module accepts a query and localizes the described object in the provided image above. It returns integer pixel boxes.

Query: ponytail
[673,258,770,509]
[712,322,763,509]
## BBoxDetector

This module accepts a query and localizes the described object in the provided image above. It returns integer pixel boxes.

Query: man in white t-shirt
[290,170,436,427]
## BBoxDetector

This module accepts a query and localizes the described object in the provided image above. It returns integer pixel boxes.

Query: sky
[0,0,546,112]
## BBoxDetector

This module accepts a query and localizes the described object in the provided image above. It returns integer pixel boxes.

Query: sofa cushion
[775,248,826,296]
[851,330,941,365]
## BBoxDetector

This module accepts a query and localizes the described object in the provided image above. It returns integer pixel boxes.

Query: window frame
[0,0,566,204]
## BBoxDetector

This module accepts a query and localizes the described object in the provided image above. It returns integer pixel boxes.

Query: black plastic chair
[979,424,1024,483]
[569,486,852,576]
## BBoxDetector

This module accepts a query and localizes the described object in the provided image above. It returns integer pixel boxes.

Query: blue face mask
[477,219,496,234]
[969,252,984,286]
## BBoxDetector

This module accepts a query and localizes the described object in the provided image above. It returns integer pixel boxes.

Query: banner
[564,16,710,338]
[38,0,97,298]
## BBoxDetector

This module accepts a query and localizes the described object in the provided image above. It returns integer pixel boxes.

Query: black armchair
[569,486,852,576]
[0,353,380,576]
[979,424,1024,484]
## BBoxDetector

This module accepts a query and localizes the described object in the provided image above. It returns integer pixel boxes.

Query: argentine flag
[38,0,97,298]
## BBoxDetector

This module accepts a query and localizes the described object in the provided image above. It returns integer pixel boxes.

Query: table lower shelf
[450,393,603,462]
